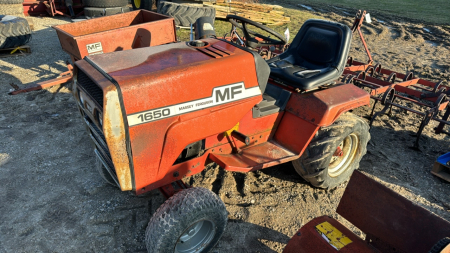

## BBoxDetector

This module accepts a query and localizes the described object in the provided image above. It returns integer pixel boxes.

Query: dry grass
[176,8,319,42]
[288,0,450,25]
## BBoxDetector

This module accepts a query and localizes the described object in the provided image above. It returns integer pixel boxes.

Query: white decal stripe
[127,83,261,127]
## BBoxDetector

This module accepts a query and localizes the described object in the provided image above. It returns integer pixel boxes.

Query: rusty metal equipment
[70,14,373,252]
[9,10,176,95]
[9,62,73,95]
[283,170,450,253]
[23,0,83,16]
[44,0,73,17]
[342,10,450,149]
[432,152,450,182]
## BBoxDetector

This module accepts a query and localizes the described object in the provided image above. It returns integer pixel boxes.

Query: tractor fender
[273,83,369,154]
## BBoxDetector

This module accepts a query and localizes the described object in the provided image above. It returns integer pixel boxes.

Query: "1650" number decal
[137,108,171,122]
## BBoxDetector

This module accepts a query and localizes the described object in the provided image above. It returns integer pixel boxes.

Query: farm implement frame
[342,10,450,149]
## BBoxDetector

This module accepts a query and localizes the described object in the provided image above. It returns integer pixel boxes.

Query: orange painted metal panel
[53,10,176,60]
[274,113,318,155]
[284,83,369,127]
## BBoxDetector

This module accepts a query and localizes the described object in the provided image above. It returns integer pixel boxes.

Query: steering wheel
[226,15,287,48]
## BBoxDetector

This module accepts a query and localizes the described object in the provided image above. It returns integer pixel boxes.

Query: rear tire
[158,1,215,27]
[292,113,370,189]
[145,187,227,253]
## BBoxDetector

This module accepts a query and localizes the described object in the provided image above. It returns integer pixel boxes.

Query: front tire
[292,113,370,189]
[146,187,227,253]
[95,155,119,187]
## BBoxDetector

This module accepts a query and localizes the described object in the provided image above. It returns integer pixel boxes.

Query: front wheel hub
[328,133,359,177]
[176,220,215,253]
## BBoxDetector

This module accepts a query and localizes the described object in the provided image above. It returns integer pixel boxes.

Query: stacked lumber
[202,0,290,25]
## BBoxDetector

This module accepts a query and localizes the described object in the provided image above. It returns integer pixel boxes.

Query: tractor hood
[77,38,269,116]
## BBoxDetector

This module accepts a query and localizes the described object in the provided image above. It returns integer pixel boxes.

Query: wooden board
[188,1,290,25]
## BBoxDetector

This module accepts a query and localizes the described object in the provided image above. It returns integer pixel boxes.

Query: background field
[280,0,450,25]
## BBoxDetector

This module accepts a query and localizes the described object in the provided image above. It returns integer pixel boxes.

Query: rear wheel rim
[328,133,359,177]
[175,220,215,253]
[134,0,141,8]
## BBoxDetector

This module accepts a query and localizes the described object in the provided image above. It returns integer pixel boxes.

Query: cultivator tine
[366,98,379,120]
[369,101,390,128]
[435,104,450,135]
[369,87,395,127]
[387,95,398,117]
[411,113,432,151]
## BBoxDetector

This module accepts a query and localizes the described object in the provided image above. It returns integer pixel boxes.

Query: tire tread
[158,2,215,26]
[0,15,31,49]
[292,113,370,189]
[145,187,227,252]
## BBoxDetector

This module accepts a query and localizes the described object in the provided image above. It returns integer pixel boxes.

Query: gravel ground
[1,11,450,253]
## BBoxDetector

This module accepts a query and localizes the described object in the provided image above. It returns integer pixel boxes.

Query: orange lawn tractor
[72,14,370,253]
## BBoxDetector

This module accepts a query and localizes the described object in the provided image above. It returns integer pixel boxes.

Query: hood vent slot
[196,45,235,58]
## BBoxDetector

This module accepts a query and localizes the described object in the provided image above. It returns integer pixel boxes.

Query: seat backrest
[286,19,352,72]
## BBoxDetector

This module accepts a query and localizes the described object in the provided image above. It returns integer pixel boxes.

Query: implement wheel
[292,113,370,189]
[146,187,227,253]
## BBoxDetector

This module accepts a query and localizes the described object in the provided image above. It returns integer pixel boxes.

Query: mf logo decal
[215,84,243,103]
[86,42,103,55]
[127,82,261,127]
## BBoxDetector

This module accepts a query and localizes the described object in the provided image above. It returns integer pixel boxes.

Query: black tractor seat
[267,19,352,91]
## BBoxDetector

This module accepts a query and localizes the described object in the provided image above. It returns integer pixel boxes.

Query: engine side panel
[82,39,265,191]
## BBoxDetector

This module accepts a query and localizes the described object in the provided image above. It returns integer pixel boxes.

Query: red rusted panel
[273,113,318,155]
[284,83,370,127]
[337,170,450,253]
[23,0,83,16]
[139,151,210,194]
[83,39,264,191]
[274,83,369,155]
[150,97,261,190]
[53,10,176,60]
[98,39,259,114]
[283,216,377,253]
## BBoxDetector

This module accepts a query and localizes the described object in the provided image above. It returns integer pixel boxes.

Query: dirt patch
[0,8,449,253]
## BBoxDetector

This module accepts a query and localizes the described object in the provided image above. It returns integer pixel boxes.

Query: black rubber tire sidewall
[0,15,31,49]
[95,156,119,187]
[429,237,450,253]
[292,113,370,189]
[158,1,215,27]
[146,187,227,253]
[83,0,128,8]
[84,6,131,18]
